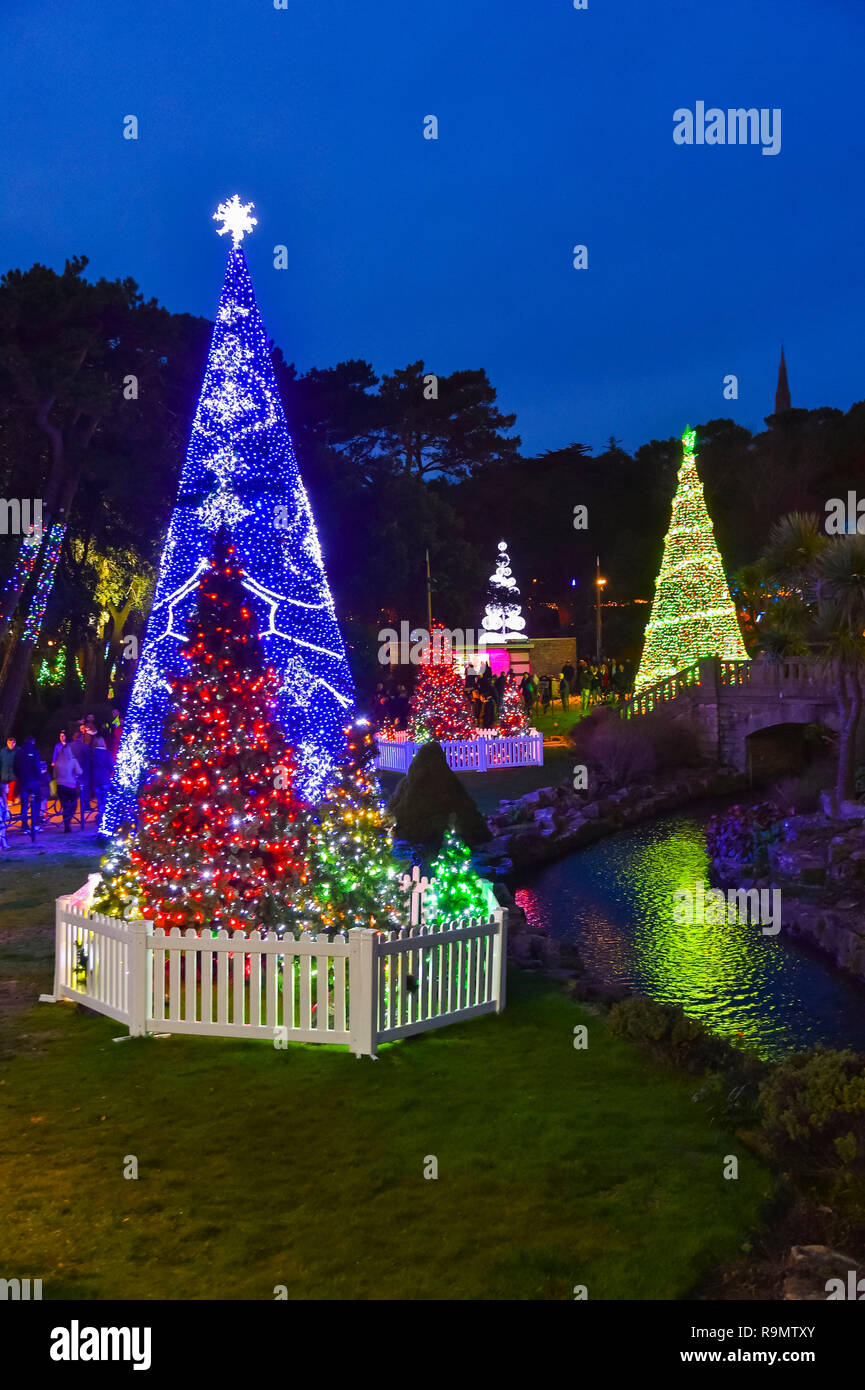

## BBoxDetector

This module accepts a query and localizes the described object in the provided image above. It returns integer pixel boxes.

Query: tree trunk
[0,636,36,733]
[836,667,862,807]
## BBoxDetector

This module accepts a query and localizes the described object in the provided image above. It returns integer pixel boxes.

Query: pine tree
[307,720,406,931]
[425,828,490,924]
[634,427,749,692]
[103,196,354,833]
[95,533,314,935]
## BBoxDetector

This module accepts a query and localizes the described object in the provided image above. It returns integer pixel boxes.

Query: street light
[595,556,607,660]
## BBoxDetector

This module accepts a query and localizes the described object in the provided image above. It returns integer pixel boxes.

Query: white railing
[53,892,507,1058]
[375,731,543,773]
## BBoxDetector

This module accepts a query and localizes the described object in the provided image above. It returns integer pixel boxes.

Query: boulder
[387,741,490,845]
[783,1245,863,1301]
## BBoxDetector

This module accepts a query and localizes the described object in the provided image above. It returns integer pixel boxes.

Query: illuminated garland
[22,522,66,644]
[633,428,748,692]
[2,523,43,600]
[102,197,355,833]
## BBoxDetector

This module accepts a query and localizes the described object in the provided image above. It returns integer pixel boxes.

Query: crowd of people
[369,655,634,734]
[0,710,124,846]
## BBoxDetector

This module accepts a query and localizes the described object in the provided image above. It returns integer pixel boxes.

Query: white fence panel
[144,927,355,1047]
[375,911,507,1044]
[375,732,542,773]
[52,883,508,1056]
[53,900,142,1029]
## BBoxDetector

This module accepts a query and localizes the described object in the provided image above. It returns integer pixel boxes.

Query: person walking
[14,735,43,840]
[54,741,84,833]
[558,672,570,713]
[71,731,91,821]
[90,736,113,821]
[519,672,534,718]
[108,709,123,758]
[562,660,576,692]
[539,673,552,715]
[52,728,68,768]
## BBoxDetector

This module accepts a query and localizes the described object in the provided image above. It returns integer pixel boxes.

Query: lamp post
[595,556,606,661]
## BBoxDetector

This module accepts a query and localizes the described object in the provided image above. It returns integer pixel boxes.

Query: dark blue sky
[2,0,862,456]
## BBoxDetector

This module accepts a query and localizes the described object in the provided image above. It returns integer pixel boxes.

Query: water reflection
[517,808,865,1059]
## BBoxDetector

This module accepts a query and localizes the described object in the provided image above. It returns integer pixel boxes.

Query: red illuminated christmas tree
[498,675,529,734]
[407,631,475,742]
[95,533,314,934]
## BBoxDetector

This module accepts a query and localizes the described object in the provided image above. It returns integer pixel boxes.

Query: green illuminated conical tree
[634,427,748,692]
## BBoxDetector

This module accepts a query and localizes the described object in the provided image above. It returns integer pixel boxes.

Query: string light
[634,427,749,692]
[479,540,526,643]
[102,198,354,833]
[22,521,66,644]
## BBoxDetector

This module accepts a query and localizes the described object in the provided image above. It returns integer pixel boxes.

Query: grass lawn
[0,849,773,1300]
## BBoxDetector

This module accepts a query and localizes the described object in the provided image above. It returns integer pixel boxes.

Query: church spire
[775,345,791,415]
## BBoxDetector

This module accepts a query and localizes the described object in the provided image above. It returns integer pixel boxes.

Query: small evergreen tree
[308,720,406,930]
[425,827,490,923]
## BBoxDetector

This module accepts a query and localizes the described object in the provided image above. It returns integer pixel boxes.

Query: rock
[783,1245,863,1301]
[387,740,490,845]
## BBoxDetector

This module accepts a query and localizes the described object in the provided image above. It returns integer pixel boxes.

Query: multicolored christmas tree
[307,720,406,931]
[93,534,314,935]
[102,196,354,833]
[634,427,749,692]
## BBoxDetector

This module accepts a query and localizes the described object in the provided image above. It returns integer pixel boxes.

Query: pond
[516,802,865,1059]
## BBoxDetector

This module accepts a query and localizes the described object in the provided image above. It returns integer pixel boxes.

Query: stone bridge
[627,657,838,775]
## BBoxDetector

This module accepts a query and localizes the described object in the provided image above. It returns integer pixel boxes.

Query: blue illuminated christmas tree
[102,196,355,832]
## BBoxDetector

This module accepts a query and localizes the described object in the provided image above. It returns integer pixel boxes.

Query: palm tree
[758,515,865,807]
[815,537,865,803]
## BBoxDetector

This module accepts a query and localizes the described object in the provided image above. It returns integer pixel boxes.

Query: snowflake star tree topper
[213,195,258,247]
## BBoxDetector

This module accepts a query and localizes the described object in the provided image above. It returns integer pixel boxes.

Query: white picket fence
[52,879,507,1057]
[376,731,543,774]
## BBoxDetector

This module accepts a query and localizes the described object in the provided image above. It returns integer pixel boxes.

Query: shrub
[706,802,782,870]
[608,995,764,1083]
[570,706,701,787]
[771,761,833,816]
[757,1045,865,1175]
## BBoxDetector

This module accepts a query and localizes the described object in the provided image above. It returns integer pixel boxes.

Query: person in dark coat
[71,731,92,820]
[90,737,114,820]
[519,673,535,717]
[13,735,43,839]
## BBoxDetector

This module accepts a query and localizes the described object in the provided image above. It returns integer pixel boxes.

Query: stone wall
[530,636,578,677]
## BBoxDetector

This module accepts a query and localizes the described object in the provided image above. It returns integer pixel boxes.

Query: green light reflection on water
[619,820,775,1051]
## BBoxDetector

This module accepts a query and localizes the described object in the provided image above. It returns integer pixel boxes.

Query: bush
[608,995,765,1084]
[771,761,833,816]
[758,1045,865,1175]
[570,706,702,787]
[706,802,782,870]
